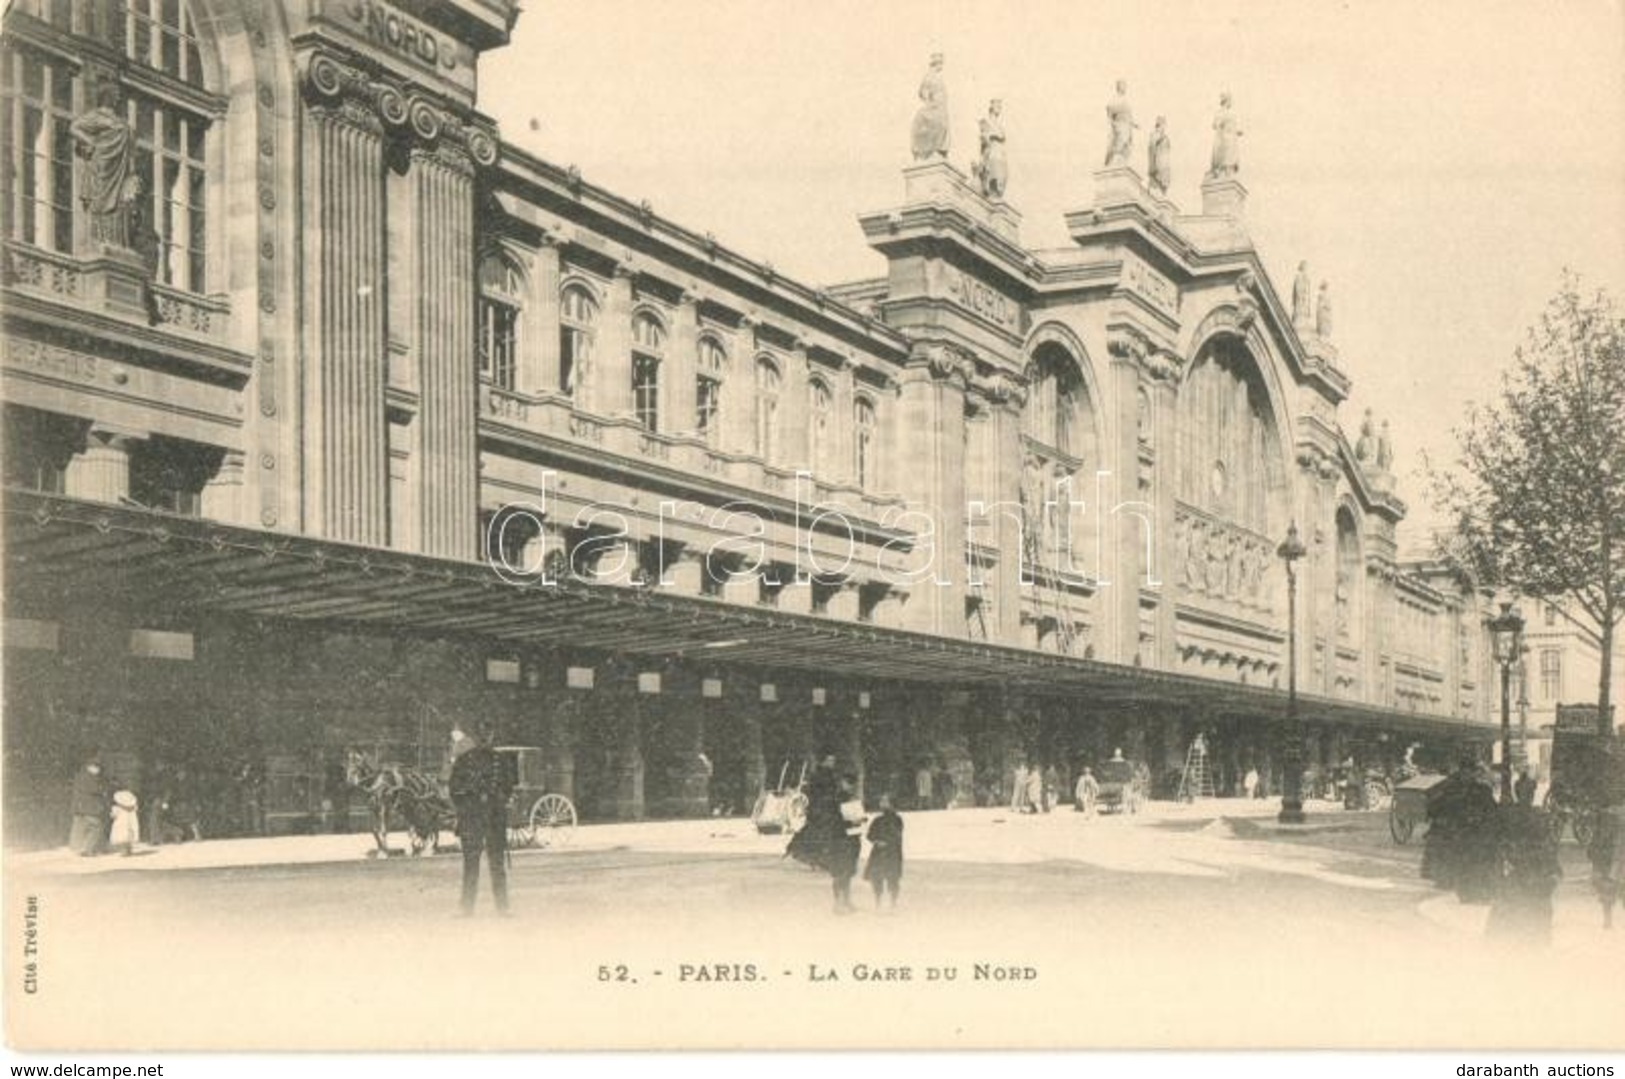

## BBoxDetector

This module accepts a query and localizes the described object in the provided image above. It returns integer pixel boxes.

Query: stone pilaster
[894,345,970,637]
[1102,342,1144,664]
[779,338,810,472]
[594,266,635,417]
[65,426,139,503]
[981,374,1027,646]
[1150,369,1181,670]
[832,359,857,486]
[720,317,757,455]
[300,88,388,546]
[524,234,562,396]
[411,147,478,560]
[201,450,248,524]
[667,293,699,436]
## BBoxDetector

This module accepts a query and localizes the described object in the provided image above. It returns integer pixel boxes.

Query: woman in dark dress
[864,793,904,909]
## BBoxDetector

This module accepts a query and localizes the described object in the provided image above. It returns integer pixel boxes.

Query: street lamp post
[1488,601,1526,805]
[1277,521,1308,825]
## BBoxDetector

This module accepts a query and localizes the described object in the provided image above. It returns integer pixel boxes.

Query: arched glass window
[559,284,598,402]
[696,336,726,442]
[754,357,781,462]
[808,378,833,476]
[477,253,523,391]
[1024,344,1080,456]
[854,397,878,489]
[631,311,665,432]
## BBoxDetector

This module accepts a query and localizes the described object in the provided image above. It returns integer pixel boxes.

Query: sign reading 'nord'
[321,0,475,89]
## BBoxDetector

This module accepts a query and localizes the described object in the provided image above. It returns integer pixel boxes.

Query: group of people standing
[1421,756,1625,944]
[68,754,140,857]
[786,755,904,913]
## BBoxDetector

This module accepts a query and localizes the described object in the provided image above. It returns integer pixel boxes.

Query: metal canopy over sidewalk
[2,488,1492,740]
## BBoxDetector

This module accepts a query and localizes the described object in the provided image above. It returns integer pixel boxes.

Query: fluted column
[594,266,635,417]
[411,146,478,560]
[301,99,388,546]
[667,293,699,436]
[983,378,1027,645]
[525,234,562,396]
[65,427,139,503]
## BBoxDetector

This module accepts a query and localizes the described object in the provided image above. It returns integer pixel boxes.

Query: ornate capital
[1108,326,1184,384]
[975,370,1029,410]
[910,343,976,388]
[302,49,499,169]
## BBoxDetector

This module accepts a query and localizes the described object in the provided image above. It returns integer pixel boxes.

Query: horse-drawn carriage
[344,744,576,857]
[1095,758,1146,814]
[1544,706,1622,846]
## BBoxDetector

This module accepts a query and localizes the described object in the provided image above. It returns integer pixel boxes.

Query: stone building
[1,0,1497,846]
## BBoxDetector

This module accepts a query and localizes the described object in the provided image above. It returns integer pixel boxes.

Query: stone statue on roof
[1355,409,1376,463]
[1104,79,1136,167]
[1147,116,1171,196]
[1316,281,1333,339]
[910,53,950,161]
[1292,262,1313,328]
[976,99,1008,198]
[1208,92,1242,178]
[1376,420,1395,472]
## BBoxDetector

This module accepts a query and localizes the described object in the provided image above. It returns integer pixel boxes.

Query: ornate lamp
[1488,601,1526,804]
[1276,522,1308,824]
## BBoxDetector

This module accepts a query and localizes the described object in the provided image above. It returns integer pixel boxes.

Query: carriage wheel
[507,825,535,850]
[1389,805,1414,844]
[1363,780,1390,812]
[528,794,577,849]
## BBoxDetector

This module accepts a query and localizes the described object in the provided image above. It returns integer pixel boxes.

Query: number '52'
[597,965,630,982]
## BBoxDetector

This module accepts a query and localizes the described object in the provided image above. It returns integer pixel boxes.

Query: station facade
[1,0,1498,846]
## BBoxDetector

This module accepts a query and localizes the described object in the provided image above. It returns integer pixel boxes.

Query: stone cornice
[301,47,498,169]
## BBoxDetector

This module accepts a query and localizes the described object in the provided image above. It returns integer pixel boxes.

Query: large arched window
[854,396,878,489]
[631,311,665,432]
[1335,507,1361,643]
[1024,343,1083,456]
[808,377,833,476]
[754,356,781,461]
[1177,337,1284,533]
[559,284,598,402]
[477,252,523,391]
[696,335,726,442]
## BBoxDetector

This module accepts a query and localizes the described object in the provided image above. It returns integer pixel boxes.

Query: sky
[480,0,1625,547]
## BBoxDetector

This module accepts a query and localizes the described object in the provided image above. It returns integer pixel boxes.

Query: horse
[343,749,457,856]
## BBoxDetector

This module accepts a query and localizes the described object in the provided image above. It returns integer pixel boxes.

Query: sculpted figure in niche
[71,85,141,250]
[1208,92,1242,178]
[1186,522,1206,590]
[1376,420,1395,472]
[1316,281,1334,338]
[1104,79,1136,167]
[1355,408,1377,463]
[1225,532,1242,599]
[1292,261,1313,328]
[911,53,950,161]
[1206,529,1226,596]
[976,99,1008,198]
[1147,116,1171,196]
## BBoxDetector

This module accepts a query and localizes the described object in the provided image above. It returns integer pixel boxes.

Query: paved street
[6,800,1621,1051]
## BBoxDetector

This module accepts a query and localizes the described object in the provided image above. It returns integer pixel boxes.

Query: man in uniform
[449,725,515,916]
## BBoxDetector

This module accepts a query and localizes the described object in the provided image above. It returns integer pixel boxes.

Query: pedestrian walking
[1024,766,1044,815]
[1486,802,1561,946]
[1513,769,1537,808]
[1243,766,1260,801]
[1042,765,1059,813]
[448,725,515,916]
[1074,767,1099,817]
[831,774,864,913]
[69,754,110,856]
[1011,763,1029,813]
[1588,804,1625,930]
[107,789,140,856]
[864,793,904,909]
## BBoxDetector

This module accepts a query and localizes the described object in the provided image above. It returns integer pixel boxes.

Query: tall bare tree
[1432,274,1625,735]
